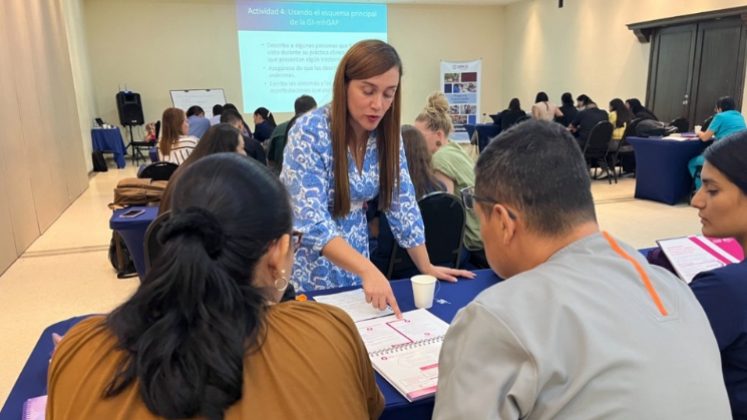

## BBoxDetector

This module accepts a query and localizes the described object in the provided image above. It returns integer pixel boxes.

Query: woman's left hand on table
[423,265,476,283]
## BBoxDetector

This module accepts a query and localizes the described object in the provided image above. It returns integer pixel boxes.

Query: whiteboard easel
[170,89,227,118]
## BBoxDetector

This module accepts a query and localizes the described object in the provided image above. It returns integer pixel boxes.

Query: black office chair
[386,192,466,280]
[138,161,179,181]
[612,118,642,177]
[670,117,689,133]
[143,211,170,274]
[582,121,615,184]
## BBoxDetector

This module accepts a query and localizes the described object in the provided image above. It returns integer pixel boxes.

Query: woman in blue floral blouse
[281,40,473,316]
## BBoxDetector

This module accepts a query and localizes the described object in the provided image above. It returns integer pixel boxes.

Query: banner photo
[440,59,481,142]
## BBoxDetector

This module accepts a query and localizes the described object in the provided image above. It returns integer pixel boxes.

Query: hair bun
[425,92,450,114]
[158,207,225,259]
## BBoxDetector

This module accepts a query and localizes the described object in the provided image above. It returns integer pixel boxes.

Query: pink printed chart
[657,236,743,283]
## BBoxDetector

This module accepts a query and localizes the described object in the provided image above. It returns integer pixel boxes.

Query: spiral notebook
[657,235,744,283]
[356,309,450,402]
[22,395,47,420]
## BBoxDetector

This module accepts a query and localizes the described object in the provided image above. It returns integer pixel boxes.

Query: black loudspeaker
[116,91,144,126]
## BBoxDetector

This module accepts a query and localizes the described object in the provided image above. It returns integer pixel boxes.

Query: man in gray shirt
[433,120,730,420]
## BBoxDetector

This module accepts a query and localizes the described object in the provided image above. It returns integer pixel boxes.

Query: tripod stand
[123,124,150,166]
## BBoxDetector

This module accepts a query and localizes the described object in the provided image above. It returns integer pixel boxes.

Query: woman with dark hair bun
[47,154,384,420]
[690,130,747,420]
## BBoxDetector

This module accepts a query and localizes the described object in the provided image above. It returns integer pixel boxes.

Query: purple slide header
[236,1,387,33]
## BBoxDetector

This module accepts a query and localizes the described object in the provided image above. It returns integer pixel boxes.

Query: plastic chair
[386,192,466,279]
[138,161,179,181]
[582,121,615,184]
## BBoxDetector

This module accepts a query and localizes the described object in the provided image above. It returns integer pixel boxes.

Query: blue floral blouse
[280,105,425,291]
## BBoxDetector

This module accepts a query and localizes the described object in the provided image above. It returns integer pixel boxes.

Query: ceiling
[259,0,526,4]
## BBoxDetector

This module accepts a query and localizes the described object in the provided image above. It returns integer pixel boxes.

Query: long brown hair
[159,108,186,157]
[331,40,402,218]
[402,125,444,198]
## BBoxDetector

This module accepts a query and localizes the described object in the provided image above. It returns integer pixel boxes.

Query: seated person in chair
[158,108,199,165]
[689,132,747,419]
[569,100,608,150]
[433,120,731,420]
[499,98,527,131]
[185,105,211,139]
[159,123,246,216]
[47,154,384,420]
[368,125,448,276]
[690,96,746,190]
[415,92,488,268]
[221,109,267,165]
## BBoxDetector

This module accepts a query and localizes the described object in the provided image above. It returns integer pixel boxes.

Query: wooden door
[647,24,697,124]
[689,17,747,127]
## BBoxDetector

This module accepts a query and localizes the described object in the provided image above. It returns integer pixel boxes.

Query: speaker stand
[124,124,148,166]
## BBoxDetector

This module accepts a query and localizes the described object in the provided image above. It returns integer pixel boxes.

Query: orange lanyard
[602,232,669,316]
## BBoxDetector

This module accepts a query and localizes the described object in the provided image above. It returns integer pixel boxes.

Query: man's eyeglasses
[461,187,517,219]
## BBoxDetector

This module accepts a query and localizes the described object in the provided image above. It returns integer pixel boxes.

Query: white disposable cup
[694,125,702,133]
[411,275,438,309]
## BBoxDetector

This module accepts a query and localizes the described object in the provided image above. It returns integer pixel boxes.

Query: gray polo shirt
[433,232,730,420]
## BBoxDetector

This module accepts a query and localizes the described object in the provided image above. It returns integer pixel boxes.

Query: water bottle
[482,113,488,124]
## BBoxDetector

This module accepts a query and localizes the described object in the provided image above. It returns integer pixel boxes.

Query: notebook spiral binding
[369,336,444,357]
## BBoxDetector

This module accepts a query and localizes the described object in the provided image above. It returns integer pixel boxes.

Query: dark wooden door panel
[648,25,697,124]
[690,18,747,126]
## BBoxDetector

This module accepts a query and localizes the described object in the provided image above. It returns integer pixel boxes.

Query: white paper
[658,237,730,283]
[313,289,393,322]
[355,309,450,354]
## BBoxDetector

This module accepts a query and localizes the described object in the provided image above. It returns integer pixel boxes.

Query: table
[474,123,501,152]
[627,136,710,205]
[149,147,159,163]
[0,246,662,420]
[91,128,127,169]
[0,316,87,420]
[307,271,501,420]
[0,270,501,420]
[109,206,159,281]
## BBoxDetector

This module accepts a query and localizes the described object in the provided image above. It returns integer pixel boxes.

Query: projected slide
[236,1,387,113]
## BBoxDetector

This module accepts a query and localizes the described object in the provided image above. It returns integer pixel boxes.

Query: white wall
[502,0,747,114]
[63,0,99,172]
[0,0,89,275]
[83,0,504,129]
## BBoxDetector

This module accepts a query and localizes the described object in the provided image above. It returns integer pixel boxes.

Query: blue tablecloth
[109,206,159,281]
[0,271,500,420]
[307,270,501,420]
[474,124,501,152]
[0,247,662,420]
[149,147,159,163]
[0,316,89,420]
[464,124,475,143]
[627,137,710,205]
[91,128,127,169]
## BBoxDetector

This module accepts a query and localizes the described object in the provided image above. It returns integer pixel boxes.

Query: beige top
[434,232,731,420]
[48,302,384,420]
[532,101,559,121]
